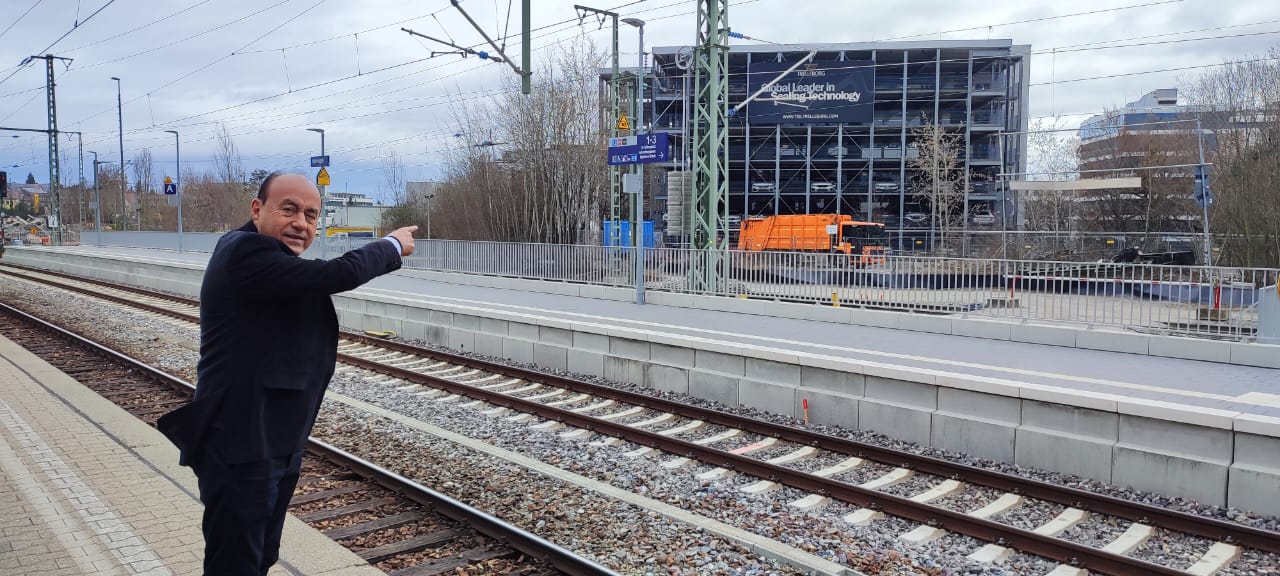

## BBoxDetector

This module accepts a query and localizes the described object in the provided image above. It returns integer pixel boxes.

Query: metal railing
[388,238,1278,342]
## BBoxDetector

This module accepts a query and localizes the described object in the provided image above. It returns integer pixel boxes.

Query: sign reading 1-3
[607,132,670,165]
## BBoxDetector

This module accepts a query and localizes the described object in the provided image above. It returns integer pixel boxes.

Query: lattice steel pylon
[688,0,729,292]
[30,54,71,245]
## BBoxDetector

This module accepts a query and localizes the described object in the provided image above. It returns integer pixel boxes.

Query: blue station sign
[607,133,670,165]
[310,155,330,168]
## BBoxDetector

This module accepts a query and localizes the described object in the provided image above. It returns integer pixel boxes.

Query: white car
[972,212,996,226]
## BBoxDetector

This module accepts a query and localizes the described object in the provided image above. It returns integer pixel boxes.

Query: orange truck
[737,214,889,265]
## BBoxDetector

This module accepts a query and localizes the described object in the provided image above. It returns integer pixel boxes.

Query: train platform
[0,334,382,576]
[7,244,1280,514]
[30,244,1280,419]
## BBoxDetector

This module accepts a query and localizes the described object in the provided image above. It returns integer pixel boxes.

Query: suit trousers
[195,449,304,576]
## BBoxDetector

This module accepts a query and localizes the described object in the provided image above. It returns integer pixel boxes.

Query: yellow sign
[616,113,630,131]
[33,194,39,212]
[316,167,330,187]
[163,176,173,185]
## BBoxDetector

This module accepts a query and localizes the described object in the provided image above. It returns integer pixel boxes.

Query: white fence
[68,233,1278,342]
[391,239,1278,342]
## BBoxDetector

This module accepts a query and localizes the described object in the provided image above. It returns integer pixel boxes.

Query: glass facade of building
[635,40,1029,243]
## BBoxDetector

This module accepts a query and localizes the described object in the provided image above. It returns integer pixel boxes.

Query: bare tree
[426,38,610,243]
[908,122,968,251]
[1180,46,1280,267]
[1022,117,1080,235]
[212,124,248,231]
[379,148,408,205]
[131,148,155,230]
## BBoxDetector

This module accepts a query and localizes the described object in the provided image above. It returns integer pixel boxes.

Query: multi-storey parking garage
[636,40,1029,246]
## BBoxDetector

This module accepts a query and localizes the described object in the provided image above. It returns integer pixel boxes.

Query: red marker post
[802,398,810,425]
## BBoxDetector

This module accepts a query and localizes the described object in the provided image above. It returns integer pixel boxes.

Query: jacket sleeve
[224,234,402,299]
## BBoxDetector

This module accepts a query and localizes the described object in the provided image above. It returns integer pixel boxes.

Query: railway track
[4,263,1279,576]
[0,293,616,576]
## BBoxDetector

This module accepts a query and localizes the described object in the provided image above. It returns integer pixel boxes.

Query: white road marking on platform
[0,399,172,576]
[358,287,1262,407]
[1234,392,1280,407]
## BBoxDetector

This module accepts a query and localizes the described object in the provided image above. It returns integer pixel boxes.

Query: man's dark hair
[256,171,286,202]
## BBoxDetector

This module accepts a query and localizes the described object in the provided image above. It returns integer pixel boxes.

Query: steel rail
[335,351,1189,576]
[5,265,1277,566]
[0,296,620,576]
[339,332,1280,555]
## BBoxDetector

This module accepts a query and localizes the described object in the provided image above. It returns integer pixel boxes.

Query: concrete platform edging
[375,261,1280,370]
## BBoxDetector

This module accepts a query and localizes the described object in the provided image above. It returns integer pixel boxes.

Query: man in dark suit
[158,172,417,575]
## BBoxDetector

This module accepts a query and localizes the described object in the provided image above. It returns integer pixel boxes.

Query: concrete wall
[10,246,1280,516]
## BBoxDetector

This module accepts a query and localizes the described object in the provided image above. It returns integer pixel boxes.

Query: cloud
[0,0,1275,194]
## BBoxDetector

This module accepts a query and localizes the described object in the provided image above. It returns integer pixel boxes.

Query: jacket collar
[237,220,297,256]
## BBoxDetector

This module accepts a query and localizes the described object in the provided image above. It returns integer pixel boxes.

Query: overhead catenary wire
[82,0,660,137]
[0,0,46,43]
[0,0,116,90]
[65,0,647,132]
[22,0,1280,186]
[59,0,216,55]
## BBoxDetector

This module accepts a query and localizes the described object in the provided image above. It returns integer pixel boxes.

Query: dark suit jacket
[158,221,401,465]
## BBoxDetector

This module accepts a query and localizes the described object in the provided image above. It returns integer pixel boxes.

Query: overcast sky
[0,0,1276,199]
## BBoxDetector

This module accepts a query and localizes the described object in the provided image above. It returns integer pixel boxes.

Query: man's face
[250,174,321,255]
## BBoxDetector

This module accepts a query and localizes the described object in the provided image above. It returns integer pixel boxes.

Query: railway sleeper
[355,528,458,564]
[289,483,367,506]
[387,546,516,576]
[323,510,427,540]
[298,497,400,523]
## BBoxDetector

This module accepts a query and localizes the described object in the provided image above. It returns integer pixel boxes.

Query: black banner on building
[746,60,874,124]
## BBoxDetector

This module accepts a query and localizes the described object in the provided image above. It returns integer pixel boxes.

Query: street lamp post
[90,151,103,247]
[111,76,126,231]
[164,130,183,253]
[622,17,646,305]
[306,128,327,258]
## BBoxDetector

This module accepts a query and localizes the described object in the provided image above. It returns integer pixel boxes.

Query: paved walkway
[0,335,381,576]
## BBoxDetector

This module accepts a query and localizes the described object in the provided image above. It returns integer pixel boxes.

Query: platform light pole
[111,76,126,231]
[623,17,646,305]
[1195,117,1212,267]
[90,151,102,247]
[306,127,328,258]
[164,130,183,253]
